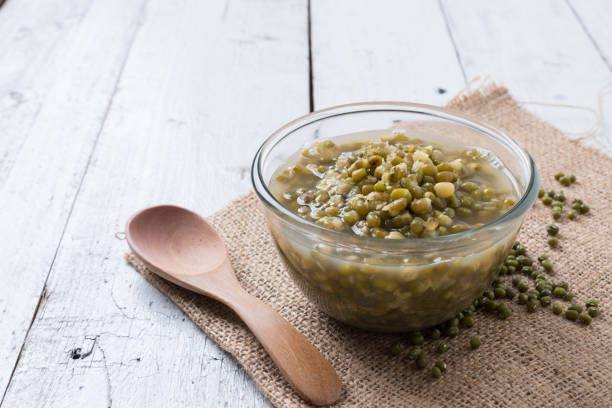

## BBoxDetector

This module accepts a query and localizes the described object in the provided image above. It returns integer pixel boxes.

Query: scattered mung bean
[470,337,481,349]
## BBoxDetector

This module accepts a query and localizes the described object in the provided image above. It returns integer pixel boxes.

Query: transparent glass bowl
[252,102,539,332]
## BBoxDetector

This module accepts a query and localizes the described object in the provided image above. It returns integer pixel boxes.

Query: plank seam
[307,0,314,112]
[437,0,467,83]
[0,0,150,403]
[0,287,47,405]
[565,0,612,73]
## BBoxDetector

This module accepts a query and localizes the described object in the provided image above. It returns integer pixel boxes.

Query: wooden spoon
[126,205,341,406]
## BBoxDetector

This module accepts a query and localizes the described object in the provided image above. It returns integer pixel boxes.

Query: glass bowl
[251,102,539,332]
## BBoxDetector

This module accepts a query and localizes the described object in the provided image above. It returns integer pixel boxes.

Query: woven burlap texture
[127,81,611,408]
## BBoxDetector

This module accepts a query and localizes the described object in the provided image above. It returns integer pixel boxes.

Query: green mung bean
[470,337,481,349]
[432,366,442,378]
[565,309,579,321]
[546,225,559,236]
[553,287,566,298]
[461,315,475,328]
[416,355,427,369]
[434,360,447,372]
[527,299,539,313]
[497,303,512,319]
[410,332,425,345]
[430,329,441,339]
[569,304,584,313]
[505,287,517,300]
[407,347,422,360]
[587,307,599,318]
[390,342,404,356]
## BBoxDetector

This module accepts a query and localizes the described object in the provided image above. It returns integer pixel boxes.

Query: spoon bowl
[126,205,341,406]
[127,205,227,275]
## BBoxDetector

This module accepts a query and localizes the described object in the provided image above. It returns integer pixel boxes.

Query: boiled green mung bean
[272,136,518,239]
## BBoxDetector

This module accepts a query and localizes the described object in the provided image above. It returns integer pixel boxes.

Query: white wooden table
[1,1,610,406]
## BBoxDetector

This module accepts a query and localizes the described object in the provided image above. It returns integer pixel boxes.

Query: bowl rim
[251,101,539,248]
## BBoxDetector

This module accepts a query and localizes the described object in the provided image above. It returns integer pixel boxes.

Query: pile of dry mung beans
[390,171,599,380]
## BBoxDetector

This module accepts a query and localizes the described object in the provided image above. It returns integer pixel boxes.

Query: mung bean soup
[266,130,522,331]
[271,131,518,237]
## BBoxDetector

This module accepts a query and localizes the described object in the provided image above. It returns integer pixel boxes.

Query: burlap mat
[127,80,611,407]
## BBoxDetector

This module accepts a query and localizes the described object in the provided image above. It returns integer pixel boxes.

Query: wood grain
[567,0,612,71]
[310,0,466,108]
[1,0,308,406]
[440,0,612,155]
[0,0,146,396]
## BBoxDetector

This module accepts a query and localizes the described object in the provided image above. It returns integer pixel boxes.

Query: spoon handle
[228,290,341,406]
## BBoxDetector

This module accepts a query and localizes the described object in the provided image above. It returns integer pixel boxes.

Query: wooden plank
[440,0,612,155]
[1,0,308,406]
[567,0,612,71]
[0,0,93,186]
[310,0,466,109]
[0,0,147,397]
